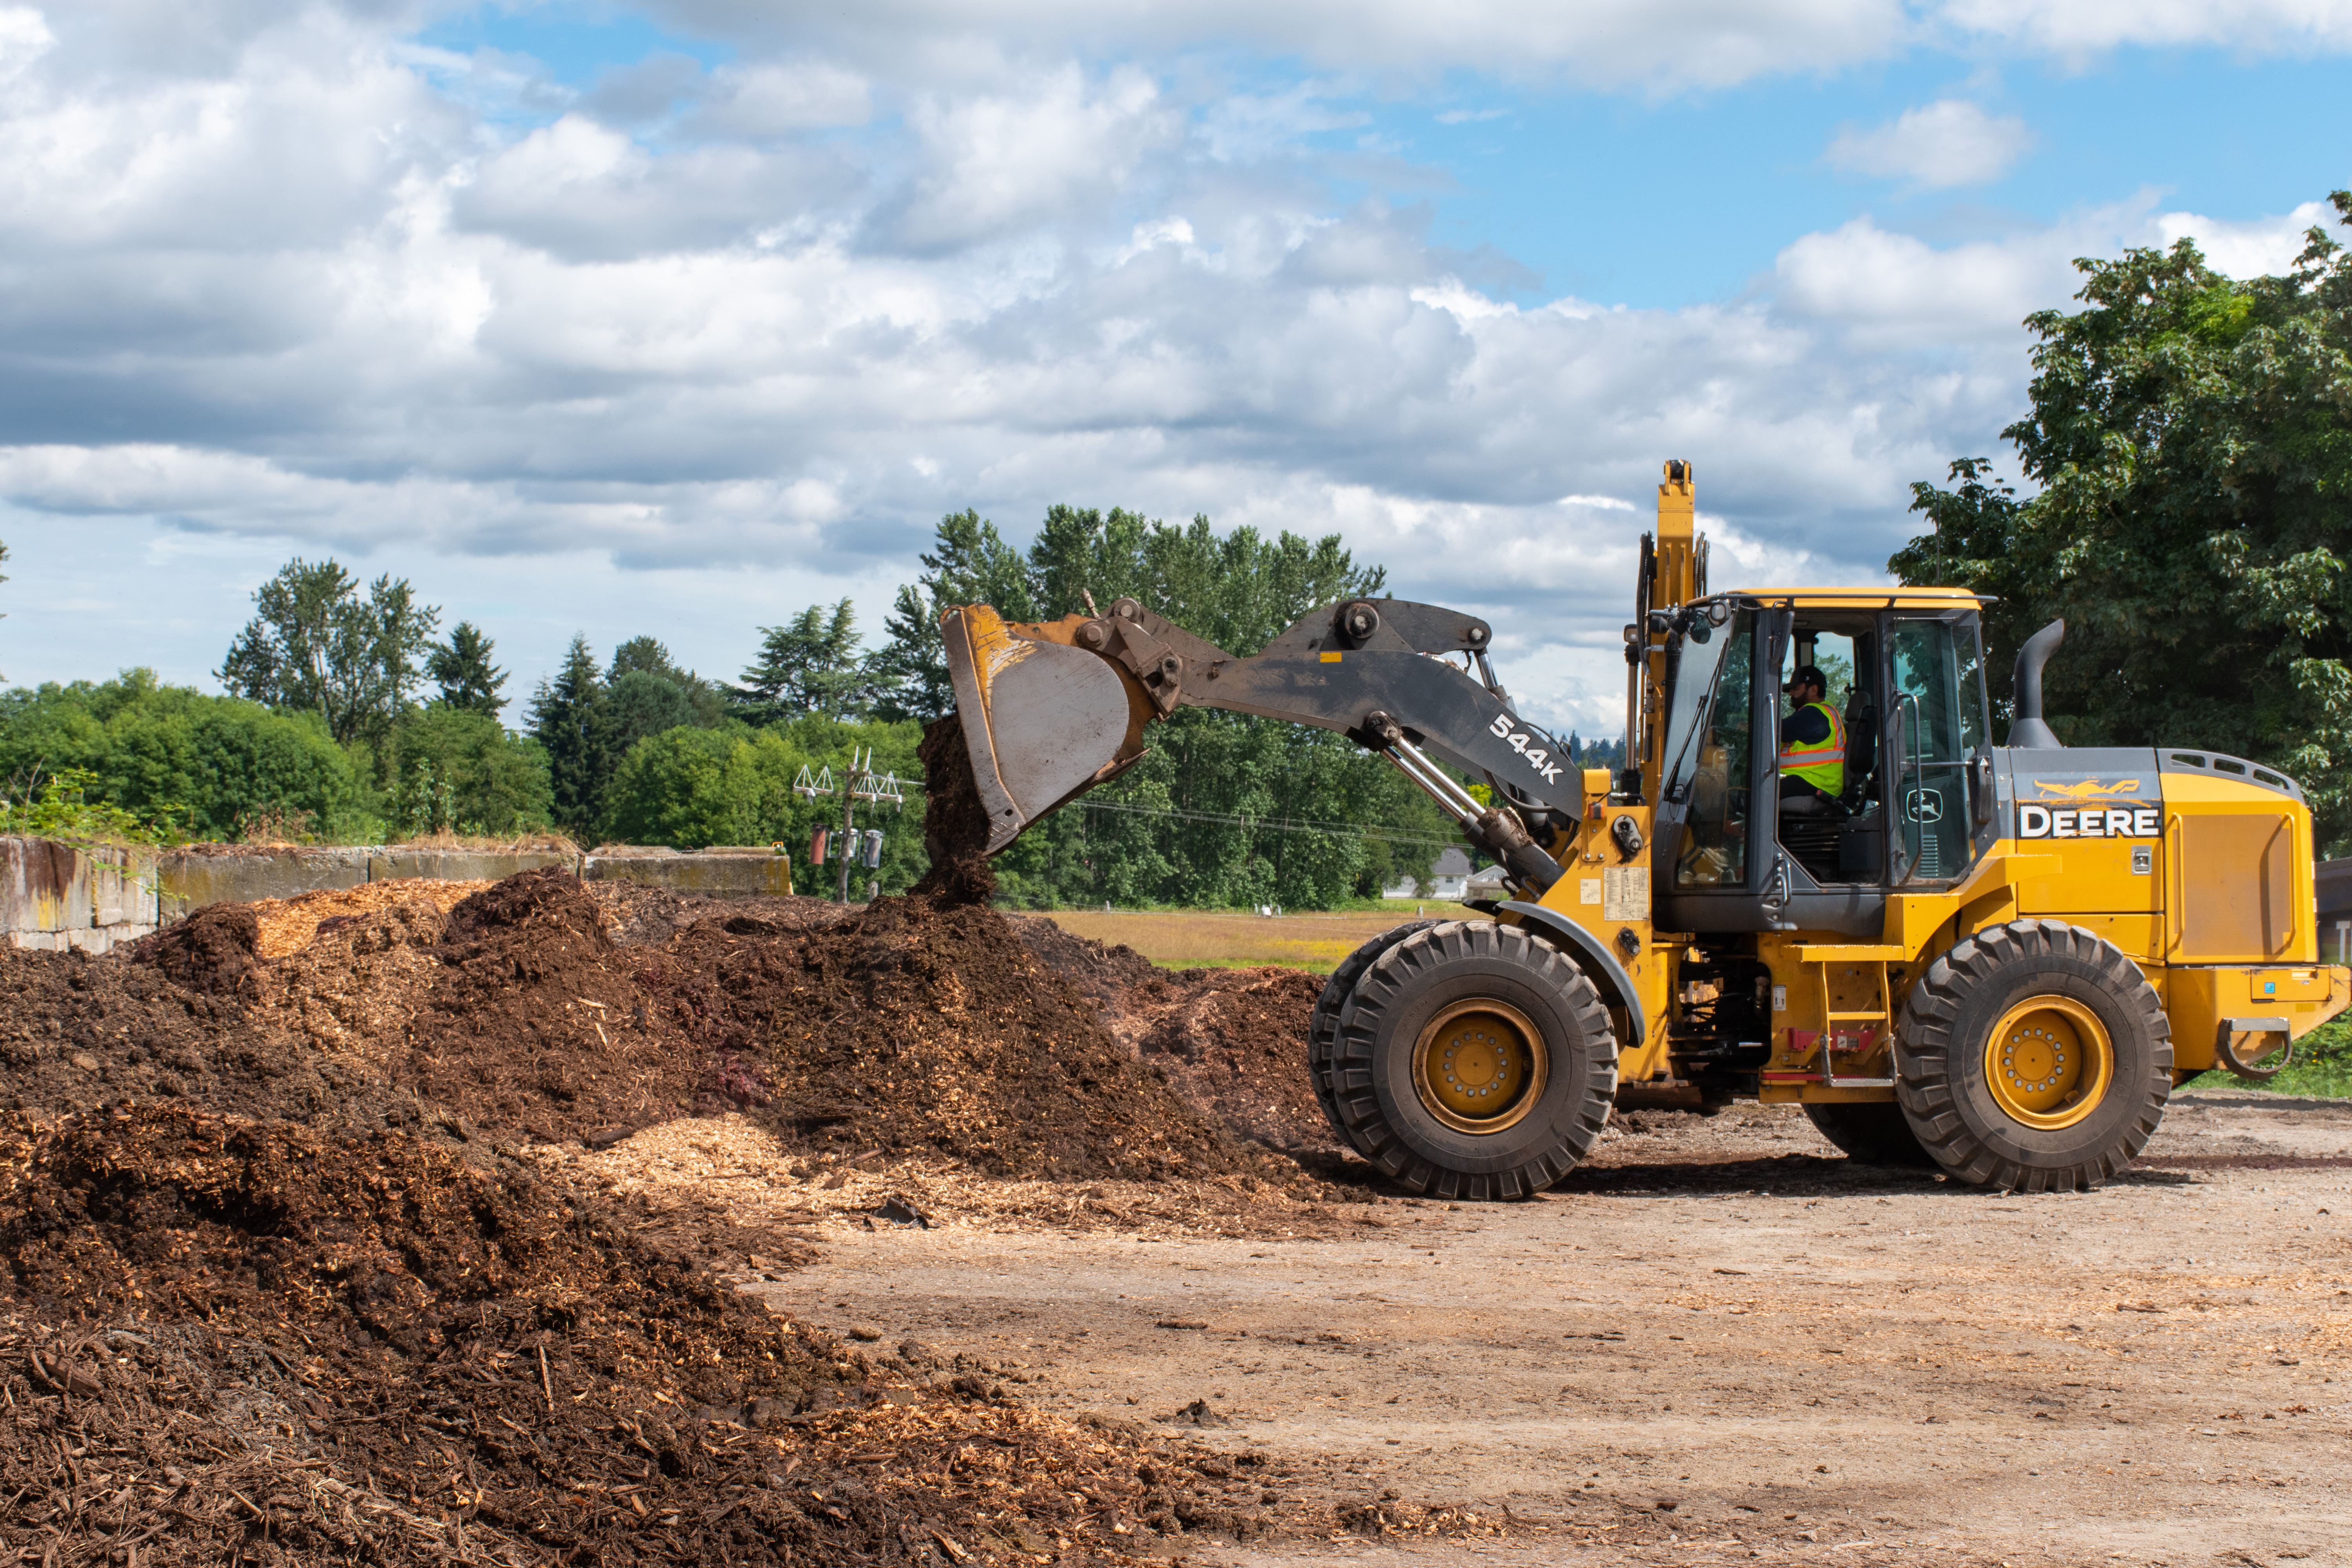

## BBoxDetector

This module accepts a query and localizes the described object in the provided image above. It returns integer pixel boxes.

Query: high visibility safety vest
[1778,701,1846,795]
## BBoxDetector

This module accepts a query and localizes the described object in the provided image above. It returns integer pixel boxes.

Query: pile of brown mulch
[651,894,1287,1183]
[587,880,851,949]
[263,897,449,1072]
[1009,914,1158,1007]
[1014,917,1335,1155]
[127,903,264,996]
[0,1103,1251,1566]
[5,866,1331,1184]
[1126,968,1333,1154]
[0,919,421,1133]
[400,868,707,1145]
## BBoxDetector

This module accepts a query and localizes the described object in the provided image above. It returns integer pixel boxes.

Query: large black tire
[1803,1102,1936,1167]
[1309,920,1442,1154]
[1895,919,2171,1192]
[1331,921,1618,1200]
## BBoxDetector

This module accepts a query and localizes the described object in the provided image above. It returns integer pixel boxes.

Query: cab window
[1888,618,1979,882]
[1668,609,1755,887]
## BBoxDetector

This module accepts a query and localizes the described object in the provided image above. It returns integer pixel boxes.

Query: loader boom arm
[943,593,1577,892]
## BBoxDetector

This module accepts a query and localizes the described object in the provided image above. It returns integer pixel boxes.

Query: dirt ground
[743,1087,2352,1567]
[15,869,2352,1567]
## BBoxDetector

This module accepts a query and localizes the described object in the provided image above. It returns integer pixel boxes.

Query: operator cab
[1653,591,1998,938]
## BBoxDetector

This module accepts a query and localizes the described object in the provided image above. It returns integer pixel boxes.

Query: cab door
[1885,613,1994,885]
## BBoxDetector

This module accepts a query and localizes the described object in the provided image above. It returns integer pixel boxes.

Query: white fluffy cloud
[0,5,53,78]
[651,0,1913,91]
[891,67,1177,249]
[0,0,2339,736]
[2157,199,2345,279]
[642,0,2352,87]
[1824,99,2034,188]
[1939,0,2352,56]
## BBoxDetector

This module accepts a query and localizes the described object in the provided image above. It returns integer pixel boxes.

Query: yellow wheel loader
[941,461,2350,1196]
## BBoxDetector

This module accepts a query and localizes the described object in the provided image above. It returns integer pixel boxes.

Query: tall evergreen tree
[609,637,665,678]
[528,634,606,836]
[871,510,1040,720]
[731,599,873,725]
[426,621,508,715]
[608,635,726,726]
[1027,505,1150,624]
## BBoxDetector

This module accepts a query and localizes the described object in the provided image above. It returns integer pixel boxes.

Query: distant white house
[1385,846,1474,900]
[1462,862,1509,901]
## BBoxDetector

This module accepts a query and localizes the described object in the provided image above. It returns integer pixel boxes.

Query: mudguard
[1494,900,1648,1047]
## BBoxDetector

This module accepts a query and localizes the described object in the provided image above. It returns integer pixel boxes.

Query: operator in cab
[1778,664,1845,812]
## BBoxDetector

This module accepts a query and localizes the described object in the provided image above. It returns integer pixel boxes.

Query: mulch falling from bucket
[909,712,998,907]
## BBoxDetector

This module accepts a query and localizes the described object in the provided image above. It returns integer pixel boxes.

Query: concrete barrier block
[156,848,372,923]
[85,842,159,928]
[368,851,577,884]
[66,926,135,953]
[1,836,83,934]
[582,853,797,897]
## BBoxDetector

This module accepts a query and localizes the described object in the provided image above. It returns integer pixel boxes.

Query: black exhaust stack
[2007,619,2065,749]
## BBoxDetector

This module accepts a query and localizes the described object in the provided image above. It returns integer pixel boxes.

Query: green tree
[385,706,554,837]
[1018,510,1419,908]
[601,670,697,760]
[528,634,606,837]
[1027,505,1147,626]
[1894,191,2352,846]
[731,600,875,725]
[599,715,926,889]
[0,670,359,840]
[872,510,1042,720]
[217,558,441,748]
[608,636,727,727]
[426,621,508,715]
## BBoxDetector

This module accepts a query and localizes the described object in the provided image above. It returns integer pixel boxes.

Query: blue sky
[0,0,2347,737]
[407,4,2352,307]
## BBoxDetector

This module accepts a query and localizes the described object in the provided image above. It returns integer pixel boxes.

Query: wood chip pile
[0,1103,1247,1566]
[0,859,1381,1565]
[247,878,495,960]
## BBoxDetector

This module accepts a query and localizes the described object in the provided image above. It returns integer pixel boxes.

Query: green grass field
[2181,1018,2352,1098]
[1036,906,1445,973]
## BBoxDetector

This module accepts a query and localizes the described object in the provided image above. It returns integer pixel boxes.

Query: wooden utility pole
[799,748,903,904]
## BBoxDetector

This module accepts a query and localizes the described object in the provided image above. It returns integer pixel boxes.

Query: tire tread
[1895,918,2171,1192]
[1332,921,1618,1198]
[1308,920,1442,1153]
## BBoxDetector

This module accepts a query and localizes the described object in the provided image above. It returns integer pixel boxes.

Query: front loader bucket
[941,604,1154,853]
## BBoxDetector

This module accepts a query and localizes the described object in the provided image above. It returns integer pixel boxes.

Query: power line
[826,762,1464,848]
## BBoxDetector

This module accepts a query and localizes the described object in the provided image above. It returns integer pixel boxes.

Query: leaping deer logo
[2031,778,2145,802]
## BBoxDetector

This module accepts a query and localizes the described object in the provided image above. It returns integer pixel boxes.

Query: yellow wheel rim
[1412,999,1546,1135]
[1984,995,2114,1131]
